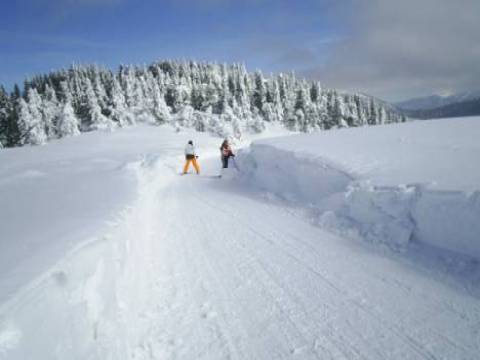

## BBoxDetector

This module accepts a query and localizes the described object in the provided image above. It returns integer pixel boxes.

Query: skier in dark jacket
[220,139,234,168]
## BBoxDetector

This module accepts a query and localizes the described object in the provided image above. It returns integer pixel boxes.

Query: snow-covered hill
[0,118,479,359]
[0,60,406,148]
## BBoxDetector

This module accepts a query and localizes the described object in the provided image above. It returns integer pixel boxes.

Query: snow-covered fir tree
[56,101,80,137]
[0,59,407,148]
[84,79,116,131]
[17,88,48,145]
[0,86,10,147]
[1,85,22,147]
[42,85,59,140]
[109,76,133,126]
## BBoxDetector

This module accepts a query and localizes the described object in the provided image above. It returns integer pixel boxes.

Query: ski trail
[131,158,480,360]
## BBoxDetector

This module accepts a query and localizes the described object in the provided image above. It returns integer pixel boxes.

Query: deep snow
[0,118,479,359]
[242,116,480,191]
[237,116,480,258]
[0,125,221,305]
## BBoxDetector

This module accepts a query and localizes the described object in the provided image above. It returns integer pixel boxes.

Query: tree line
[0,60,406,148]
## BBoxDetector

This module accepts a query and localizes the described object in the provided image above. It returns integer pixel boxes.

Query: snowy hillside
[0,60,406,148]
[1,118,479,359]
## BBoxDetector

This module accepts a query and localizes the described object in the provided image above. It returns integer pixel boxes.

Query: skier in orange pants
[183,140,200,175]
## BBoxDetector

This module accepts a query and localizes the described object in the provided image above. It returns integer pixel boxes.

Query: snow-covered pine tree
[378,106,387,125]
[17,90,47,145]
[85,79,115,131]
[221,105,242,139]
[331,91,347,128]
[294,86,310,132]
[0,86,10,147]
[248,108,266,133]
[175,105,195,128]
[309,81,321,103]
[2,85,22,147]
[368,98,377,125]
[108,76,131,126]
[353,95,366,126]
[57,101,80,137]
[204,106,228,137]
[42,85,60,139]
[252,70,266,115]
[151,82,171,124]
[0,59,407,148]
[93,67,109,113]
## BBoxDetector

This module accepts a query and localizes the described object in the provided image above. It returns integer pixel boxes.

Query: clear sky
[0,1,341,90]
[1,0,479,101]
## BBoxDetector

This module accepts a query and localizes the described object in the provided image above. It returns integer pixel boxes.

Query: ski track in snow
[1,123,479,359]
[128,157,480,360]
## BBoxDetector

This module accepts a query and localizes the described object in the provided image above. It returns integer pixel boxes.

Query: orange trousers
[183,158,200,174]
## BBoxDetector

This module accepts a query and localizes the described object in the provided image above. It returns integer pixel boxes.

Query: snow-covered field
[0,118,479,359]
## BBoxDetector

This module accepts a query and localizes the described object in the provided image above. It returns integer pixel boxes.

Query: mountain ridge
[396,91,480,111]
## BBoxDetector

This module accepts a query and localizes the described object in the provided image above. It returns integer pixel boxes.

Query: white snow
[0,125,222,305]
[237,116,480,258]
[0,118,479,359]
[242,116,480,191]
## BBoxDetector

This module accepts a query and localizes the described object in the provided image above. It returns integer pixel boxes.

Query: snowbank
[237,117,480,258]
[0,154,174,359]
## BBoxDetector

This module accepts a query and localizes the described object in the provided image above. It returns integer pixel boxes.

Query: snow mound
[237,117,480,258]
[0,149,182,359]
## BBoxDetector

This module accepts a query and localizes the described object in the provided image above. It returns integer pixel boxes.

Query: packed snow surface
[0,119,479,359]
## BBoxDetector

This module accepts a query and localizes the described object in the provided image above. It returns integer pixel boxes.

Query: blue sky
[0,0,342,89]
[1,0,478,101]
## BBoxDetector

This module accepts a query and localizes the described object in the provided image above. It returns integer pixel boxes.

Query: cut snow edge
[236,142,480,260]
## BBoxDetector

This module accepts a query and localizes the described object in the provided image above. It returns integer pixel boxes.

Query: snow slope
[1,119,479,359]
[0,125,224,304]
[237,116,480,258]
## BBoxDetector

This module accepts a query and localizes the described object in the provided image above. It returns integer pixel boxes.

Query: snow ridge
[0,153,174,359]
[236,129,480,260]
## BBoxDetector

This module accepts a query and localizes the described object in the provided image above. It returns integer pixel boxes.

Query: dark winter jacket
[220,144,234,158]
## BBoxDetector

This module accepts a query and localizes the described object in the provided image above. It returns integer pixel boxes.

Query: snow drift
[0,155,174,359]
[237,117,480,259]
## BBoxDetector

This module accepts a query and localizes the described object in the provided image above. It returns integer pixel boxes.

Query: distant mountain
[396,91,480,111]
[396,91,480,119]
[402,98,480,120]
[397,95,450,111]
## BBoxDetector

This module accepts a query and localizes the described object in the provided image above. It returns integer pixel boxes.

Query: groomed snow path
[131,159,480,360]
